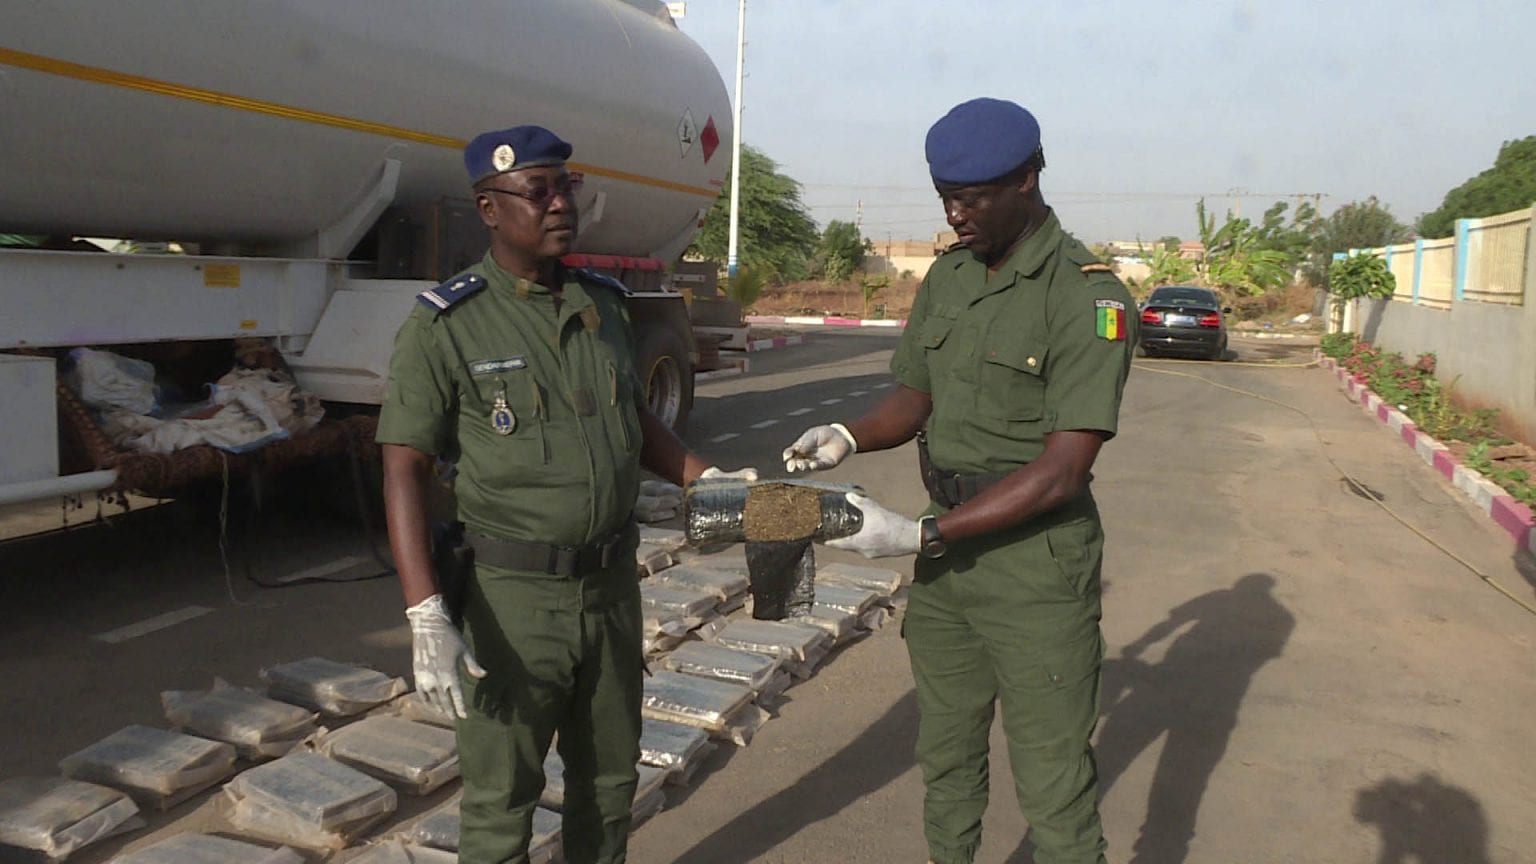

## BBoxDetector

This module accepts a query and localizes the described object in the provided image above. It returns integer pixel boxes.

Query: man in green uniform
[782,98,1135,864]
[377,125,753,864]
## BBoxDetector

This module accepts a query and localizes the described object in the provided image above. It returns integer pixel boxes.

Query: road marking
[710,432,740,443]
[787,407,813,417]
[94,606,212,644]
[847,390,868,397]
[275,555,372,585]
[821,398,843,405]
[873,383,893,389]
[750,419,780,429]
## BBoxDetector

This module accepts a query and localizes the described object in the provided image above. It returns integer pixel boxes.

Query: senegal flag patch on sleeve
[1095,299,1127,341]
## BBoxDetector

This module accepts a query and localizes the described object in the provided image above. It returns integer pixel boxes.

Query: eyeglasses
[482,178,584,208]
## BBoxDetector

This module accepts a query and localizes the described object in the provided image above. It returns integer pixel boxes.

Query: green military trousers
[455,552,644,864]
[905,498,1109,864]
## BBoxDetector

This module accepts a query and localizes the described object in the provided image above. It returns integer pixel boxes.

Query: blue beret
[464,126,573,184]
[925,98,1041,186]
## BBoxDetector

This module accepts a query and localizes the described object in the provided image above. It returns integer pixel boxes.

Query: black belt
[917,429,1010,509]
[467,522,637,577]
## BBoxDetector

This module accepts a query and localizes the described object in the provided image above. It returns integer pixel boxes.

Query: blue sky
[671,0,1536,243]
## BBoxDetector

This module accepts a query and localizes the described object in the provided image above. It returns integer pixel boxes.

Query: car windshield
[1147,288,1219,308]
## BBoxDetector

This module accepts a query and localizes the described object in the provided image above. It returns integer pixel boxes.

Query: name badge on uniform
[470,357,528,376]
[490,383,516,435]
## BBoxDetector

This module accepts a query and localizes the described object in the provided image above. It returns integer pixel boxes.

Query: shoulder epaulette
[1080,262,1114,274]
[573,268,632,296]
[943,241,968,254]
[416,274,486,312]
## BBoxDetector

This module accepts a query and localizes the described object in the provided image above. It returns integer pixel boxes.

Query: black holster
[430,520,473,628]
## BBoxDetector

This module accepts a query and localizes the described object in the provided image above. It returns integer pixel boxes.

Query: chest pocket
[979,338,1048,420]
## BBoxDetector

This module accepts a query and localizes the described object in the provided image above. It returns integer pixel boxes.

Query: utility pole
[725,0,746,282]
[855,198,863,232]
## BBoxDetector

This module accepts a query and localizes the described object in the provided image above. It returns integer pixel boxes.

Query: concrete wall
[1355,229,1536,443]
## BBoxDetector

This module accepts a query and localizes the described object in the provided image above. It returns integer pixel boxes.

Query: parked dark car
[1138,285,1230,359]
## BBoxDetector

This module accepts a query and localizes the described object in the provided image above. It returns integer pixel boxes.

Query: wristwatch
[918,515,946,559]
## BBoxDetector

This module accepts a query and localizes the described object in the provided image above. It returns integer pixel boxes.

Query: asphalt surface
[4,330,1535,863]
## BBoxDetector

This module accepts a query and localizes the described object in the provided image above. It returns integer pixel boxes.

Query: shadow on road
[1354,773,1492,864]
[1513,547,1536,599]
[1008,573,1295,864]
[664,689,918,864]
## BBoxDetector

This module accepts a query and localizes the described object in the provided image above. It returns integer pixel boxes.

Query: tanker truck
[0,0,735,507]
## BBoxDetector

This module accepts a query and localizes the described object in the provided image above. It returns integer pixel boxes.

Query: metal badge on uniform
[490,383,517,435]
[492,143,517,173]
[469,356,528,376]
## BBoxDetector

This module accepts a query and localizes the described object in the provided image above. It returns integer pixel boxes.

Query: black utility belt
[928,472,1009,509]
[467,522,636,577]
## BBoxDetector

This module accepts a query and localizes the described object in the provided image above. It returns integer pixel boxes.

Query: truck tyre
[637,325,692,434]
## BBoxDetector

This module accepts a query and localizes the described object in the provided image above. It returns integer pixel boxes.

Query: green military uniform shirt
[891,209,1135,474]
[376,252,645,546]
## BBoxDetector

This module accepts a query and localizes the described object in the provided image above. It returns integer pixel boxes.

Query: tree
[1308,196,1411,287]
[1251,200,1319,266]
[1144,243,1198,286]
[1195,198,1292,296]
[1417,136,1536,238]
[812,220,867,283]
[688,144,818,281]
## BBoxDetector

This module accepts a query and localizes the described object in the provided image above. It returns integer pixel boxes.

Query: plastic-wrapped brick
[259,657,407,717]
[0,777,143,860]
[817,562,907,597]
[58,725,237,810]
[638,718,712,783]
[161,683,318,760]
[640,671,753,733]
[310,717,459,795]
[109,832,305,864]
[812,582,882,616]
[683,479,863,545]
[221,752,397,850]
[659,641,781,693]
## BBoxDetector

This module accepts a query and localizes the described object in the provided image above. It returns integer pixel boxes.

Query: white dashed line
[847,390,868,397]
[821,398,843,405]
[750,419,780,429]
[787,408,814,417]
[94,606,212,644]
[873,383,893,389]
[710,432,740,443]
[276,555,372,585]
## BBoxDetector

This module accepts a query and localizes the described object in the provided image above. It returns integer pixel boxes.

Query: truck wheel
[637,325,692,433]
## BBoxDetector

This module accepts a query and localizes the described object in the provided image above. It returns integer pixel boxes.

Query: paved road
[4,330,1534,863]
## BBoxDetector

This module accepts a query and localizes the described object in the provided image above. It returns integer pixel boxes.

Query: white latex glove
[826,492,920,559]
[782,423,857,473]
[404,594,487,720]
[700,465,760,481]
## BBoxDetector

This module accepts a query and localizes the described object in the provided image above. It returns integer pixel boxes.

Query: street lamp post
[726,0,746,282]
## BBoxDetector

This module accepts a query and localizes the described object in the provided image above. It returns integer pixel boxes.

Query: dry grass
[746,278,922,320]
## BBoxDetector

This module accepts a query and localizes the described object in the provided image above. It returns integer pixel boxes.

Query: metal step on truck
[0,0,747,510]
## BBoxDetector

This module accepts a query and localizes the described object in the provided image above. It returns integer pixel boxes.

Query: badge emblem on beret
[492,144,517,173]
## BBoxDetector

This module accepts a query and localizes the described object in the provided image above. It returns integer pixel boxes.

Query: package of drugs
[790,605,860,645]
[659,641,781,693]
[338,840,457,863]
[656,565,749,604]
[683,479,863,545]
[221,752,397,850]
[0,777,143,860]
[817,561,907,597]
[629,764,669,829]
[375,693,456,730]
[310,717,459,795]
[640,671,753,734]
[635,543,675,577]
[712,619,830,665]
[401,792,559,862]
[812,582,882,617]
[260,658,408,717]
[58,726,237,810]
[162,682,319,760]
[641,606,693,655]
[109,832,304,864]
[401,792,460,851]
[640,582,720,620]
[637,719,713,784]
[637,526,688,554]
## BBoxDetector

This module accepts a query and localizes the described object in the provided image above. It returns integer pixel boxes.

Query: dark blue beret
[464,125,573,184]
[925,98,1041,186]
